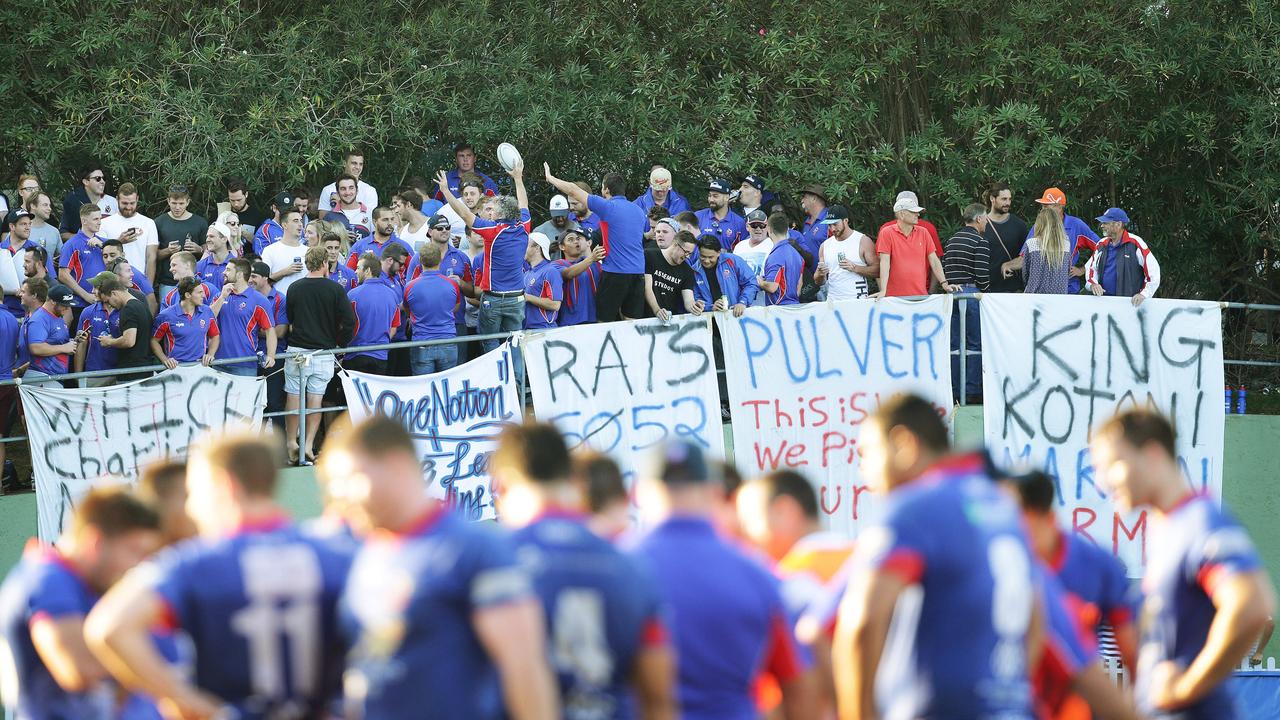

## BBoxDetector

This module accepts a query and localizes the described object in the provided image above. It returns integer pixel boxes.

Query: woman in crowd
[1022,205,1072,294]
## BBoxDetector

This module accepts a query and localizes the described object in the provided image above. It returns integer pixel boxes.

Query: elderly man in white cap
[523,232,563,329]
[633,164,690,217]
[873,192,954,298]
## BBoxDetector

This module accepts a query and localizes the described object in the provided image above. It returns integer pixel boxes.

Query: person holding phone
[99,182,158,283]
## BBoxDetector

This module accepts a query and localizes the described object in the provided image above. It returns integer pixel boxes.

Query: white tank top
[821,232,869,300]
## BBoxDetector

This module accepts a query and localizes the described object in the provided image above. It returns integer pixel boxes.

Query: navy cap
[428,213,451,229]
[1096,207,1130,224]
[5,209,33,225]
[250,261,272,280]
[708,179,732,194]
[273,191,295,209]
[741,174,766,192]
[820,205,850,224]
[651,439,714,486]
[48,283,76,305]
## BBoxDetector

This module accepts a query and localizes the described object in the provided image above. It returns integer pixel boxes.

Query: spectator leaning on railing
[1085,208,1161,307]
[943,204,990,403]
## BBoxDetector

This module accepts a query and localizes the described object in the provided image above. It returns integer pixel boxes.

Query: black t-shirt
[285,277,355,349]
[985,213,1029,292]
[115,298,154,369]
[154,213,210,286]
[233,204,267,233]
[703,262,723,303]
[644,248,695,315]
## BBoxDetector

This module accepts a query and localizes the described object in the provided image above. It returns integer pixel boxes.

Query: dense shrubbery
[2,0,1277,301]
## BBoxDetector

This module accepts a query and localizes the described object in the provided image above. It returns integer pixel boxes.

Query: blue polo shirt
[329,264,359,291]
[77,301,119,372]
[347,277,402,361]
[195,254,230,289]
[692,252,759,307]
[798,208,829,269]
[404,271,460,340]
[473,209,532,293]
[586,195,646,274]
[523,260,563,330]
[762,238,804,305]
[575,212,603,237]
[1049,529,1138,651]
[0,311,17,379]
[633,188,690,216]
[252,218,283,256]
[3,241,50,318]
[406,243,472,325]
[262,287,288,353]
[346,234,412,270]
[20,306,71,375]
[129,268,154,297]
[694,208,747,251]
[57,232,107,308]
[213,287,273,370]
[152,303,219,362]
[552,258,601,326]
[161,282,215,309]
[435,169,499,200]
[632,517,804,720]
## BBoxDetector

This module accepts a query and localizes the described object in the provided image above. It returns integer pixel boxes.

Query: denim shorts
[283,353,335,395]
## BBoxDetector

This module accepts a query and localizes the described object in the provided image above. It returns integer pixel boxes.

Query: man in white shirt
[260,207,307,294]
[813,205,878,301]
[396,189,430,250]
[322,175,374,241]
[318,149,378,211]
[99,182,159,282]
[731,210,774,305]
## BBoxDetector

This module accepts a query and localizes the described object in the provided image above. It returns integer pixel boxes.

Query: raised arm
[508,161,528,212]
[436,170,476,228]
[543,163,589,208]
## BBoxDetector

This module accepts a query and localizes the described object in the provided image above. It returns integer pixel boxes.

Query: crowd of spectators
[0,145,1164,483]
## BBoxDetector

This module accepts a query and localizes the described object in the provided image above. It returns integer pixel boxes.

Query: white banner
[718,296,954,537]
[341,343,520,521]
[525,316,725,484]
[19,365,265,540]
[981,295,1224,572]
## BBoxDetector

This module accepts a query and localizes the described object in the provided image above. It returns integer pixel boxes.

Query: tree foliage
[1,0,1277,300]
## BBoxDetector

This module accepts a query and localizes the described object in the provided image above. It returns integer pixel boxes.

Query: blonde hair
[1033,205,1069,267]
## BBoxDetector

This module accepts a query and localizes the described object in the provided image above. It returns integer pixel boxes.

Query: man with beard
[322,175,374,243]
[319,149,379,211]
[210,257,276,377]
[99,183,158,282]
[982,182,1029,292]
[346,206,411,270]
[695,179,747,250]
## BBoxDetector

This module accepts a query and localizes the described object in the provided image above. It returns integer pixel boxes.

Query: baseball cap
[708,178,732,195]
[821,205,851,224]
[892,191,925,213]
[273,191,295,209]
[1096,207,1130,224]
[649,439,714,486]
[742,174,766,192]
[549,194,570,217]
[650,167,673,190]
[48,283,76,305]
[1035,187,1067,206]
[250,261,272,280]
[530,232,551,259]
[656,217,682,234]
[428,213,451,229]
[745,209,767,224]
[800,184,828,203]
[5,209,33,225]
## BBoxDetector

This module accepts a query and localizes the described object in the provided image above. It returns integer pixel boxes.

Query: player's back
[632,516,800,720]
[863,453,1036,719]
[1053,530,1137,644]
[512,512,663,720]
[0,543,113,720]
[146,520,353,719]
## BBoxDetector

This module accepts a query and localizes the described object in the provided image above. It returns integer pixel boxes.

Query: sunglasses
[169,185,189,195]
[226,220,240,226]
[20,185,39,192]
[88,175,105,181]
[748,222,767,229]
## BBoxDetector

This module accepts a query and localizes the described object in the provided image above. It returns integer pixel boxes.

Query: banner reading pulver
[981,294,1224,572]
[20,365,265,540]
[341,343,520,521]
[718,296,954,538]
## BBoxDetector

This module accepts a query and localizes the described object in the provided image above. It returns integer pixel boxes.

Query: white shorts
[283,353,335,396]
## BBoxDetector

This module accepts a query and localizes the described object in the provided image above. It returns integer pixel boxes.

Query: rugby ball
[496,142,522,171]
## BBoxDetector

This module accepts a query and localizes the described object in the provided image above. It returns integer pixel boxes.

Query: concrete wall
[3,411,1278,653]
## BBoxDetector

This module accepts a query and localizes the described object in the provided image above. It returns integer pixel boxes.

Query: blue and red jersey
[1049,528,1138,654]
[586,196,646,275]
[57,232,106,308]
[152,303,219,362]
[695,207,747,251]
[261,287,288,354]
[0,541,112,720]
[762,239,804,306]
[78,301,119,372]
[19,307,71,375]
[406,243,472,325]
[162,282,215,310]
[692,252,759,307]
[552,258,601,326]
[195,255,230,289]
[838,453,1036,719]
[345,234,412,271]
[404,270,460,341]
[523,261,563,330]
[340,508,534,720]
[798,208,829,269]
[1137,493,1262,719]
[512,511,667,720]
[632,516,805,720]
[213,288,272,370]
[347,277,402,361]
[252,219,283,256]
[328,264,358,292]
[0,311,18,380]
[434,169,499,201]
[145,518,353,718]
[129,268,154,297]
[473,210,532,293]
[1033,565,1098,719]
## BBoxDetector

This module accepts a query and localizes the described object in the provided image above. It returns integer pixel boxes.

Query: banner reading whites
[718,296,954,538]
[20,365,265,540]
[341,343,520,521]
[525,316,725,483]
[981,295,1224,572]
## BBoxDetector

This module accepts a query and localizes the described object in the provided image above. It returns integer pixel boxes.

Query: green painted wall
[2,412,1277,655]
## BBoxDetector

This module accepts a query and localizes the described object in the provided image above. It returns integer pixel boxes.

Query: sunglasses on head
[169,185,189,195]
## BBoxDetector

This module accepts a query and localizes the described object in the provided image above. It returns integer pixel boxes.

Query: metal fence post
[959,297,968,407]
[296,359,308,465]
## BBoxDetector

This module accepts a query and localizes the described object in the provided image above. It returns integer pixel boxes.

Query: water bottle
[1237,386,1247,415]
[1225,386,1234,414]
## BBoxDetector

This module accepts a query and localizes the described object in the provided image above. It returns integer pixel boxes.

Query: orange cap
[1035,187,1067,206]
